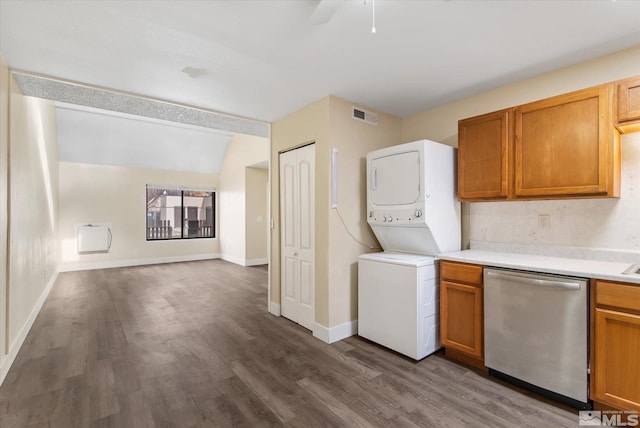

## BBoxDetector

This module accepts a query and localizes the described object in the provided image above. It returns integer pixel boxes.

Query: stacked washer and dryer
[358,140,460,360]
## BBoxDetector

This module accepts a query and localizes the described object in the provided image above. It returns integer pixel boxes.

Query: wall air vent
[352,106,378,126]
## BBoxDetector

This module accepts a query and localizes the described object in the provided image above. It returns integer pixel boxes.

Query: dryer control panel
[367,206,426,225]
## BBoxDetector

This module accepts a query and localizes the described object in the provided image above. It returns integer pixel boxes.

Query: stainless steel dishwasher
[484,268,590,409]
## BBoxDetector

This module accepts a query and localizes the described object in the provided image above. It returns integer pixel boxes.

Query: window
[146,185,215,240]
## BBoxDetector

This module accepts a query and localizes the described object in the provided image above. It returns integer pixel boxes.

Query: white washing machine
[357,140,457,360]
[358,252,440,360]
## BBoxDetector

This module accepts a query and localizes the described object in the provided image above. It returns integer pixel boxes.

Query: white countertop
[439,246,640,285]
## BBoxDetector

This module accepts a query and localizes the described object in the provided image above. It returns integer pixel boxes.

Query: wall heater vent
[352,106,378,126]
[77,224,112,253]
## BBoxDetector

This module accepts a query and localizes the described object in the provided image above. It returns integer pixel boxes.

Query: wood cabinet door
[440,280,483,360]
[458,109,511,201]
[514,84,618,198]
[617,76,640,123]
[593,308,640,412]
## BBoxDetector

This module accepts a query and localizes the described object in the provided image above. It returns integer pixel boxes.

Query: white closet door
[279,144,315,331]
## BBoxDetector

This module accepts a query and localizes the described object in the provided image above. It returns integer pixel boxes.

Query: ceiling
[56,104,233,174]
[1,1,639,173]
[1,0,639,124]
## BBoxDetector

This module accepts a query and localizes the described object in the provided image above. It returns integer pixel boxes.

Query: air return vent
[352,106,378,126]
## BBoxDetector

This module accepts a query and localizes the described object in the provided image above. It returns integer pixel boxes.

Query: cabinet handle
[487,270,581,290]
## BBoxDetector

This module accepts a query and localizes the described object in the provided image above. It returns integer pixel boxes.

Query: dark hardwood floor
[0,260,579,427]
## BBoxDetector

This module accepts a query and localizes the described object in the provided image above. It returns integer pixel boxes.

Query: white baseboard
[0,270,59,387]
[269,301,281,316]
[313,320,358,344]
[220,255,268,267]
[58,253,221,272]
[220,254,244,266]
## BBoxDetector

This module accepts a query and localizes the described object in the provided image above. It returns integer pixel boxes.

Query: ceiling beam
[11,71,270,138]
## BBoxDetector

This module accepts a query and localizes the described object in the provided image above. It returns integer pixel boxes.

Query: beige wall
[270,96,402,329]
[402,45,640,145]
[271,96,330,325]
[0,55,8,361]
[245,167,268,262]
[218,133,269,265]
[58,162,220,269]
[401,45,640,251]
[270,46,640,334]
[327,97,402,326]
[8,75,59,346]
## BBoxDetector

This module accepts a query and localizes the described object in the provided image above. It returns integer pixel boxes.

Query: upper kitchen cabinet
[458,109,512,201]
[458,83,620,202]
[514,84,620,199]
[616,76,640,134]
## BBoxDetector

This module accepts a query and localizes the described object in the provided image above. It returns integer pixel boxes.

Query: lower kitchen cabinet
[592,280,640,412]
[437,262,640,409]
[440,261,484,362]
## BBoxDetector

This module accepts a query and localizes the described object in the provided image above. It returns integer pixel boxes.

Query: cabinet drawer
[440,261,483,286]
[596,281,640,313]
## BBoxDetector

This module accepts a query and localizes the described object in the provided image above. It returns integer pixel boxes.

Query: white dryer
[366,139,460,255]
[358,140,460,360]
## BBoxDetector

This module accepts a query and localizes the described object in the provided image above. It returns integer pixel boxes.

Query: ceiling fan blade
[309,0,343,25]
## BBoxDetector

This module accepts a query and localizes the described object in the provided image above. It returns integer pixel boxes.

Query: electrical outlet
[538,214,550,229]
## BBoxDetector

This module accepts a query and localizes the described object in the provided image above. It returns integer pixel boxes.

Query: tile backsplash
[469,132,640,251]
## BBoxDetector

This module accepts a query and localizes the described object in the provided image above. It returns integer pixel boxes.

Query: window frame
[146,184,216,241]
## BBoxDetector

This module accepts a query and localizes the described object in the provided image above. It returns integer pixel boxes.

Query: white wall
[219,133,269,266]
[58,162,220,270]
[402,45,640,251]
[6,73,59,363]
[245,167,268,263]
[0,55,9,364]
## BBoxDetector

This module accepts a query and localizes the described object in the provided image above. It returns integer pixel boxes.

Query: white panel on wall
[77,224,112,253]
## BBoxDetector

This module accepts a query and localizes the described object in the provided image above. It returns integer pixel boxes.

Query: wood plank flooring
[0,260,580,427]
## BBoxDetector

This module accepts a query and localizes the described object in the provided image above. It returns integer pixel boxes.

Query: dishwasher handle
[486,270,581,290]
